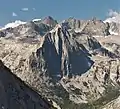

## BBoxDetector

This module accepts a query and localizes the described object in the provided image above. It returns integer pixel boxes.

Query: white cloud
[104,10,120,23]
[32,8,36,11]
[108,9,120,17]
[21,8,29,11]
[12,12,17,17]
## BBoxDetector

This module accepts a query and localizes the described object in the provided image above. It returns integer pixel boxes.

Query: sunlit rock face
[64,17,110,36]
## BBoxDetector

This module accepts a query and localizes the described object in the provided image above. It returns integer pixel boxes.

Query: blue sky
[0,0,120,25]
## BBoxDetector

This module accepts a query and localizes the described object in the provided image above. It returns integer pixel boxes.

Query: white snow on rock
[93,35,103,38]
[74,29,82,33]
[104,16,120,24]
[0,18,42,31]
[32,19,41,22]
[109,30,119,35]
[104,10,120,35]
[104,10,120,24]
[1,20,26,30]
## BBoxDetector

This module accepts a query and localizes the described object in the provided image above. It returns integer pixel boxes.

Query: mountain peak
[45,16,54,20]
[42,16,57,27]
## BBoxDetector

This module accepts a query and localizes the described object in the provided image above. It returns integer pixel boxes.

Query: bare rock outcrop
[0,60,54,109]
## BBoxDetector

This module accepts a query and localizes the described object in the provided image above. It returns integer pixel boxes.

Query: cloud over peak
[104,10,120,23]
[108,9,120,17]
[12,12,17,17]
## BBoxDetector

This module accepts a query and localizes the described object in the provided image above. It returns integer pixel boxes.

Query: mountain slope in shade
[0,60,54,109]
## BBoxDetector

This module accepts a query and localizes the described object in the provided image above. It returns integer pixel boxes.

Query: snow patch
[1,20,26,30]
[109,30,118,35]
[74,29,82,33]
[92,35,103,38]
[32,19,41,22]
[104,10,120,23]
[104,16,120,24]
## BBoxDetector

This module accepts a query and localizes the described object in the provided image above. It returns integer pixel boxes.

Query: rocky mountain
[0,16,120,109]
[108,22,120,35]
[63,17,110,36]
[0,60,54,109]
[104,13,120,35]
[0,16,57,39]
[0,20,27,30]
[42,16,58,27]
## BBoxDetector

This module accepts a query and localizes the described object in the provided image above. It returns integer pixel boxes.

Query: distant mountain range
[0,15,120,109]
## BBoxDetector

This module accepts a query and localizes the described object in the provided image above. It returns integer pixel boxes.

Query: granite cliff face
[0,17,120,109]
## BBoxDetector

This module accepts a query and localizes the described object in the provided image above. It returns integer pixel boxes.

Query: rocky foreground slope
[0,60,54,109]
[0,16,120,109]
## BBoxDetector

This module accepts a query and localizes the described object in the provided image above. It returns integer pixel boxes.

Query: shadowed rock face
[0,31,5,37]
[0,60,53,109]
[31,26,94,78]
